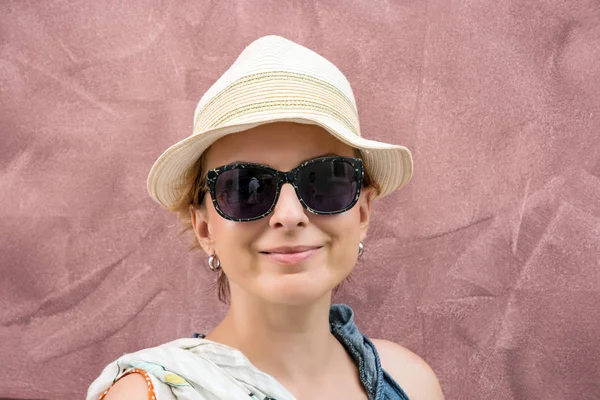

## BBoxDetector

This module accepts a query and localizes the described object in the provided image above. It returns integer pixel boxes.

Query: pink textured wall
[1,1,599,399]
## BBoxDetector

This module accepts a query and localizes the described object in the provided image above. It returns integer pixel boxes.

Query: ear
[358,186,373,242]
[189,204,214,256]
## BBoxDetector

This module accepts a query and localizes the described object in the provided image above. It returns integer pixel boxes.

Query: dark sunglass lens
[214,168,277,219]
[297,160,358,213]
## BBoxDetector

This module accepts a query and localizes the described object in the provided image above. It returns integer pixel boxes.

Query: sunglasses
[200,156,364,222]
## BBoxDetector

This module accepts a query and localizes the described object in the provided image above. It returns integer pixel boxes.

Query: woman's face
[191,122,373,305]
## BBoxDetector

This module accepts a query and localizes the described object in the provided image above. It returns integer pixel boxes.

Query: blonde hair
[168,148,380,304]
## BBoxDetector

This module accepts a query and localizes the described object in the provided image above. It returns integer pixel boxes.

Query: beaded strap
[97,368,156,400]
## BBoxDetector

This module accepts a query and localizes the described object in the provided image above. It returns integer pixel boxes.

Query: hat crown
[193,35,357,124]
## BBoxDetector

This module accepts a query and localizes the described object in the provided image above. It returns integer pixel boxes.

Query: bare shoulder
[370,338,444,400]
[102,372,149,400]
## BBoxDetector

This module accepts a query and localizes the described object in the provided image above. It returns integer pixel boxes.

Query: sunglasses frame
[203,156,364,222]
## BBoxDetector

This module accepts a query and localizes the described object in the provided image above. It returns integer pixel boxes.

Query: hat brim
[147,112,413,209]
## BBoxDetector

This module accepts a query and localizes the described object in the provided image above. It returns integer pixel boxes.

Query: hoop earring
[358,242,364,258]
[208,254,221,271]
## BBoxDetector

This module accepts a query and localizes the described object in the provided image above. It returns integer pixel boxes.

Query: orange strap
[97,368,156,400]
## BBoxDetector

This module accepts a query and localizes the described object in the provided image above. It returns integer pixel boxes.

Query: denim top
[328,304,410,400]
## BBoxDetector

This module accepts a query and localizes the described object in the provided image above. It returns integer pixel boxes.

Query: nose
[268,183,309,229]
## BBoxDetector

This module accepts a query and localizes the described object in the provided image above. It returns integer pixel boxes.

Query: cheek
[324,206,362,237]
[206,201,250,243]
[316,209,362,264]
[207,208,261,267]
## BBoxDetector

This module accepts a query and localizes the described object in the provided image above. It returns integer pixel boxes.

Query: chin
[262,292,327,306]
[255,272,342,305]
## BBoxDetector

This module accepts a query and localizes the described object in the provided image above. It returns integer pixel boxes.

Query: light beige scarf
[86,338,295,400]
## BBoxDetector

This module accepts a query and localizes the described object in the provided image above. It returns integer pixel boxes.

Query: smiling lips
[260,246,322,265]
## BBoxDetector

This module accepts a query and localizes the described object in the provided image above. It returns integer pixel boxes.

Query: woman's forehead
[203,122,355,169]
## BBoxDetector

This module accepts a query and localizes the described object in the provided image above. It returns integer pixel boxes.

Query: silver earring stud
[358,242,364,257]
[208,254,221,271]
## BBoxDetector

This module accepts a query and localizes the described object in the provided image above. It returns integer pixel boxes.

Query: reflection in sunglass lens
[297,160,357,212]
[214,168,276,219]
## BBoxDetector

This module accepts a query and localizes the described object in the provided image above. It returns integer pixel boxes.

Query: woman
[87,35,444,400]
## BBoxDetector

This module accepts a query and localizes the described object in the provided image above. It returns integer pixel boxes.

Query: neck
[205,289,345,391]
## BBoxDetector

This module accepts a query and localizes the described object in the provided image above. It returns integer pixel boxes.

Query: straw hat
[147,35,413,209]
